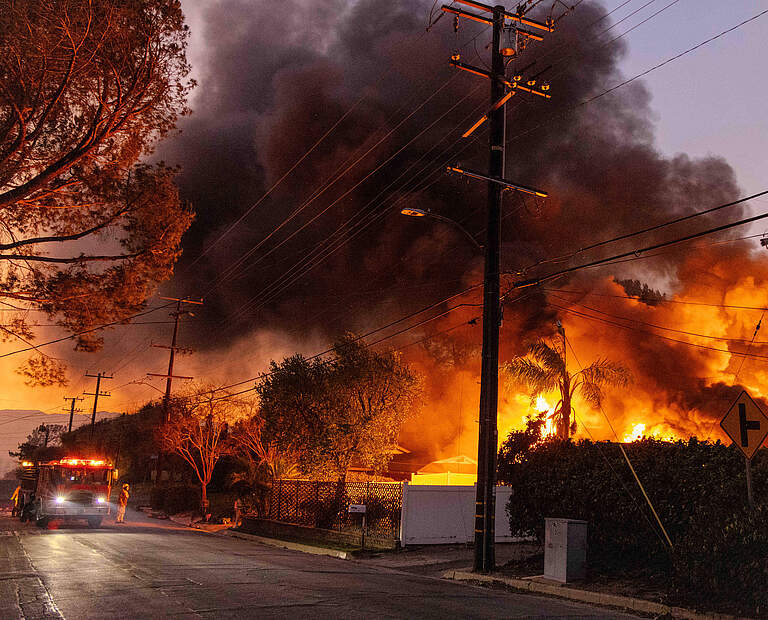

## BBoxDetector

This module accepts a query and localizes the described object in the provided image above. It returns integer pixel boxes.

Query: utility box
[544,518,587,583]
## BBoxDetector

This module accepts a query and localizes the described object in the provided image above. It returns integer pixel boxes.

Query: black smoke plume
[153,0,752,459]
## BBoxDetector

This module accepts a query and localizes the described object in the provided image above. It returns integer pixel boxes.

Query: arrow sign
[720,390,768,460]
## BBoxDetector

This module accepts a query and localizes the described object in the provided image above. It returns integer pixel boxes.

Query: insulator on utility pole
[84,372,113,439]
[148,296,203,423]
[63,396,84,433]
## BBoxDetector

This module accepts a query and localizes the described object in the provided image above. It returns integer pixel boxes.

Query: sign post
[348,504,366,549]
[720,390,768,509]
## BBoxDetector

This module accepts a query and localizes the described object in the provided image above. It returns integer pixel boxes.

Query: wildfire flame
[622,423,646,442]
[533,395,557,438]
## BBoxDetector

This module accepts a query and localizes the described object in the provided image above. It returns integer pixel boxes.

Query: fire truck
[19,458,117,528]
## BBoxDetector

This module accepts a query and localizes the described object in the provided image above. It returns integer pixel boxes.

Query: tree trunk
[561,378,572,440]
[200,483,209,520]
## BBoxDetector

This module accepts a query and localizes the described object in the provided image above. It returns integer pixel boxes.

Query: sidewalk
[356,542,540,576]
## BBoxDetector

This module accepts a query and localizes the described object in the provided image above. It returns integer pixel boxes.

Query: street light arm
[426,212,484,250]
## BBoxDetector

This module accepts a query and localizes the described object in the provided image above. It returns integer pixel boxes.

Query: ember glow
[533,396,558,438]
[623,423,646,443]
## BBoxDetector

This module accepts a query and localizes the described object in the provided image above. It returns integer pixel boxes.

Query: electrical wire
[221,82,484,323]
[183,18,488,274]
[201,23,496,296]
[204,282,539,405]
[563,331,674,549]
[548,294,768,344]
[226,93,500,326]
[506,8,768,145]
[548,302,768,361]
[544,287,768,312]
[211,282,484,394]
[0,302,176,359]
[209,0,730,327]
[511,206,768,288]
[186,94,368,271]
[268,0,696,312]
[521,190,768,274]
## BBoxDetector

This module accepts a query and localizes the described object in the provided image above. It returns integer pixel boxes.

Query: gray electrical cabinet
[544,518,587,582]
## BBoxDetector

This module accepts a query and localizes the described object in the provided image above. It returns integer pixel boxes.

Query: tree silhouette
[0,0,195,384]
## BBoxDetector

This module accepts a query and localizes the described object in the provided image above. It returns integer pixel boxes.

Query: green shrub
[671,505,768,615]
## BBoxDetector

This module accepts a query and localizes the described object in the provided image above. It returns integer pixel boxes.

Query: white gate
[399,483,514,546]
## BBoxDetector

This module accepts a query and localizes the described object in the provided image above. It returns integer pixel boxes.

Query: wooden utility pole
[63,396,84,433]
[148,296,202,422]
[85,372,112,439]
[439,0,552,573]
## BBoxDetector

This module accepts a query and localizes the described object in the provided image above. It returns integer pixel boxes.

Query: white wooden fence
[399,483,515,546]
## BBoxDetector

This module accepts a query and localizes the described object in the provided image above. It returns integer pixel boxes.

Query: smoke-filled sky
[2,0,767,467]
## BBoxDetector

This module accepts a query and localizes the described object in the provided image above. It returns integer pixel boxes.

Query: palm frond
[527,340,565,375]
[501,358,558,395]
[578,380,604,409]
[576,359,631,408]
[580,359,632,388]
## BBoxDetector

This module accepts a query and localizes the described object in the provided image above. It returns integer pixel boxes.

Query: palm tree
[502,332,631,439]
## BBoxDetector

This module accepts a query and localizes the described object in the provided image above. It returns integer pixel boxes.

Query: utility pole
[63,396,84,433]
[148,296,202,423]
[84,372,112,440]
[439,0,553,573]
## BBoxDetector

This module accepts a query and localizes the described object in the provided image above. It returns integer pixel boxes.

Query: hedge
[498,437,768,615]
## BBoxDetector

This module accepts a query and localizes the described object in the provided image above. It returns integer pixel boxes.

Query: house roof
[416,455,478,475]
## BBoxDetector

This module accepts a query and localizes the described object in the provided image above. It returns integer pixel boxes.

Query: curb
[219,529,353,560]
[442,570,748,620]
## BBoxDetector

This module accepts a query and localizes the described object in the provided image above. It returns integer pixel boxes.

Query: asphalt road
[0,508,641,619]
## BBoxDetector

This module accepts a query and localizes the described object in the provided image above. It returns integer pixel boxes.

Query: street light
[400,208,483,250]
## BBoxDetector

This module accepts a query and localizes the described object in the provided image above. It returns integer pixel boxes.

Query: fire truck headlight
[55,496,66,504]
[96,496,106,504]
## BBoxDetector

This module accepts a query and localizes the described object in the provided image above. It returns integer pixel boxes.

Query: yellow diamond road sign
[720,390,768,460]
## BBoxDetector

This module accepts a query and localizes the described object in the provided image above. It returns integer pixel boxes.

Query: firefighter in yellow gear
[10,484,21,517]
[116,483,130,523]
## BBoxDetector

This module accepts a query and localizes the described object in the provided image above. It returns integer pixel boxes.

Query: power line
[215,4,759,327]
[544,287,768,312]
[187,94,369,271]
[221,81,483,324]
[548,294,768,344]
[210,282,484,394]
[548,302,768,361]
[506,8,768,144]
[197,0,650,328]
[227,93,500,325]
[562,331,674,549]
[512,206,768,288]
[268,2,760,314]
[0,301,176,359]
[521,189,768,274]
[204,73,463,296]
[185,19,484,273]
